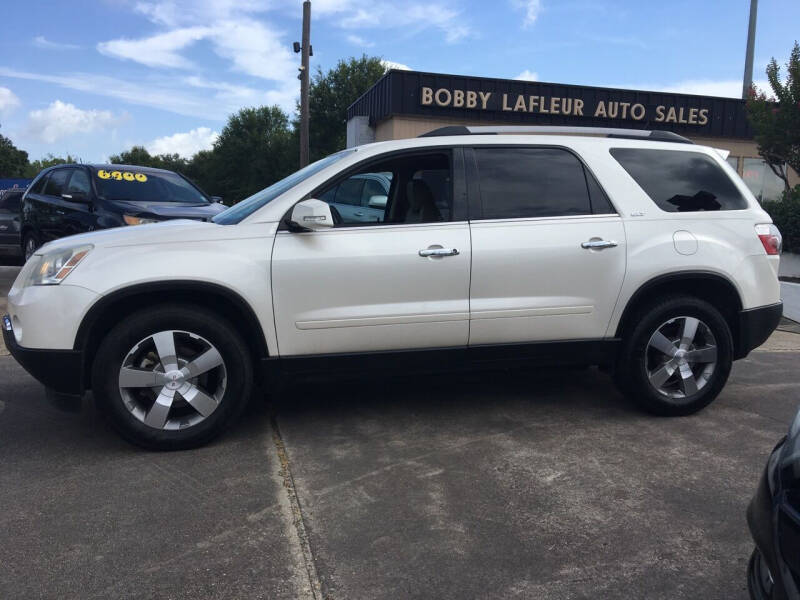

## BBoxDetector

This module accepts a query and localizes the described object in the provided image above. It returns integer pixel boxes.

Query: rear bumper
[736,301,783,359]
[3,315,84,396]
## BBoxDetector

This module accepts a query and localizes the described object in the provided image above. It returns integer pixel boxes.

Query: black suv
[21,164,225,260]
[0,189,24,257]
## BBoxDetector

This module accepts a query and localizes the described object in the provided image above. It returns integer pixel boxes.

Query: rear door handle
[419,247,459,257]
[581,239,618,250]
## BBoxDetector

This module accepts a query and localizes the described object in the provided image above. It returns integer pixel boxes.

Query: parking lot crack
[270,414,324,600]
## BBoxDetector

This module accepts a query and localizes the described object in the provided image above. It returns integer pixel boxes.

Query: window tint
[31,175,49,194]
[44,169,69,197]
[474,148,592,219]
[66,169,91,196]
[585,169,616,214]
[610,148,748,212]
[316,153,451,226]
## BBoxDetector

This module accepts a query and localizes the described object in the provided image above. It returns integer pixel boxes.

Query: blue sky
[0,0,798,163]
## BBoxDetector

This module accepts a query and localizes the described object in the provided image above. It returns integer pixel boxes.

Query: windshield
[94,168,209,204]
[213,149,355,225]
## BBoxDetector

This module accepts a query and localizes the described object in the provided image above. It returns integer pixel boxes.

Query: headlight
[124,215,159,226]
[27,244,93,286]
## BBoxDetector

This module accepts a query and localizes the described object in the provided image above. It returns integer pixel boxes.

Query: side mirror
[62,192,90,203]
[288,199,334,231]
[211,196,225,205]
[368,194,387,209]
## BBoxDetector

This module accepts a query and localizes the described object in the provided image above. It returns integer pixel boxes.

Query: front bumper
[737,301,783,359]
[3,315,84,396]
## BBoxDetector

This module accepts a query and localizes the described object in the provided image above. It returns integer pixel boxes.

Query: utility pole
[742,0,758,99]
[299,1,311,167]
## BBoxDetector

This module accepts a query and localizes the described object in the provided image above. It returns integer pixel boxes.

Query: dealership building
[347,70,798,203]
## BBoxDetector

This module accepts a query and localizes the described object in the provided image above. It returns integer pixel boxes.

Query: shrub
[762,185,800,253]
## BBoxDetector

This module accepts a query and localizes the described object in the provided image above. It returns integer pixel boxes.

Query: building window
[726,156,739,173]
[742,158,787,203]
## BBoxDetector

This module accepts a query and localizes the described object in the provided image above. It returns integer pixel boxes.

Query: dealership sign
[421,87,710,126]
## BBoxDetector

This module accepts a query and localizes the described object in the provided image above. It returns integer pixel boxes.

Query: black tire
[747,548,773,600]
[22,231,39,261]
[615,295,733,416]
[92,304,253,450]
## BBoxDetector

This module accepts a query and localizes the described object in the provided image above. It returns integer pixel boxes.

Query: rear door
[467,146,626,345]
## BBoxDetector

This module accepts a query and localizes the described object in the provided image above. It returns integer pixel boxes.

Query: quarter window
[44,169,69,197]
[610,148,748,212]
[474,148,593,219]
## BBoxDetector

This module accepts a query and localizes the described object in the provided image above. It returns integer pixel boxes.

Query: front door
[467,146,627,345]
[271,149,471,357]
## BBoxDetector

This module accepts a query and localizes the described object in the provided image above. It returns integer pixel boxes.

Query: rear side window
[474,148,592,219]
[0,192,22,211]
[44,169,69,197]
[610,148,748,212]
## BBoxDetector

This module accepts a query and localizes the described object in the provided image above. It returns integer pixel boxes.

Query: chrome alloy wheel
[118,330,227,430]
[645,316,717,399]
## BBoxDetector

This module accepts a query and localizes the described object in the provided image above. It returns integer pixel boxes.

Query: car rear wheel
[92,305,253,450]
[23,232,39,261]
[747,548,774,599]
[615,295,733,416]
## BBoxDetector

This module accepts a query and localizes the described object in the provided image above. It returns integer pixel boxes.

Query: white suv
[3,126,783,449]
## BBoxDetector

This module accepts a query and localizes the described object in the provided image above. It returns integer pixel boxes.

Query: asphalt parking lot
[2,264,800,599]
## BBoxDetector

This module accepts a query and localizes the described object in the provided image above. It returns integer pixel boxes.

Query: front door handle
[581,239,618,250]
[419,247,459,258]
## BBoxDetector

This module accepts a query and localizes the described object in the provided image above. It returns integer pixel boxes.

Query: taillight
[756,224,782,255]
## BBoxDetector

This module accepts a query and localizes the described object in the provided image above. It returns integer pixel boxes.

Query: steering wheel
[328,204,343,225]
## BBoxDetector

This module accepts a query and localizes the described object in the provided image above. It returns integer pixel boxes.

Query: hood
[36,218,215,253]
[111,200,226,219]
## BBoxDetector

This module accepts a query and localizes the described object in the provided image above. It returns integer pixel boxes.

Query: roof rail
[418,125,694,144]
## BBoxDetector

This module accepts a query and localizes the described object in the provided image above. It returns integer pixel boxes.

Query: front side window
[66,169,91,196]
[30,174,49,194]
[474,147,593,219]
[742,158,786,203]
[611,148,748,212]
[93,168,208,204]
[44,169,69,197]
[315,153,451,226]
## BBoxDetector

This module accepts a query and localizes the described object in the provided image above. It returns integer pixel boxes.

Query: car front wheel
[92,305,253,450]
[615,295,733,416]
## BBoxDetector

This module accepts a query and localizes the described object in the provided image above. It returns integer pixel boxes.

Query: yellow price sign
[96,169,148,182]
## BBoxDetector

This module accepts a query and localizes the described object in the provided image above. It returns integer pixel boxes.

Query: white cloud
[26,100,121,143]
[33,36,79,50]
[0,86,21,116]
[615,79,770,99]
[346,34,374,48]
[336,2,472,43]
[514,69,539,81]
[147,126,218,157]
[0,67,256,119]
[98,27,211,69]
[382,60,412,71]
[513,0,542,27]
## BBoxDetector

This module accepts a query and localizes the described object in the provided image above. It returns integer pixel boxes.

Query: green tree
[305,55,387,161]
[109,146,189,173]
[205,105,295,202]
[25,153,82,177]
[746,41,800,195]
[0,127,29,177]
